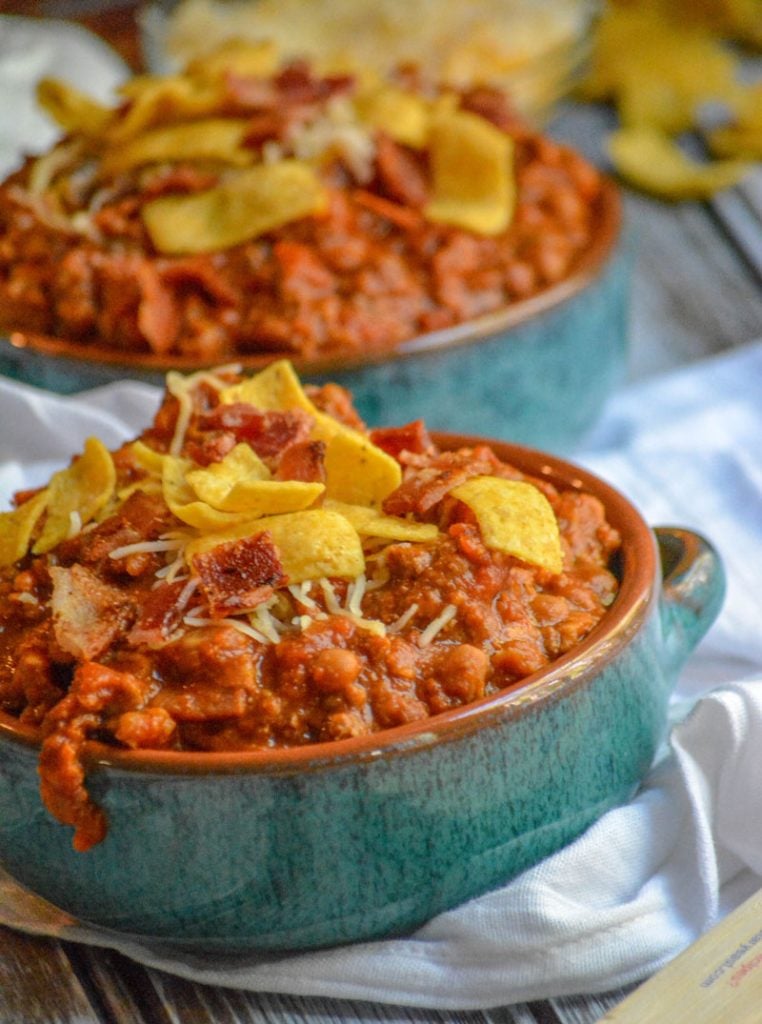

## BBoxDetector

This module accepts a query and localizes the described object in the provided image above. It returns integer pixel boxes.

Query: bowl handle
[655,526,726,676]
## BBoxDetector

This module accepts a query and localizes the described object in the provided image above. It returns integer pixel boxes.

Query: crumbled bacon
[370,420,435,459]
[56,491,171,570]
[192,531,287,616]
[127,579,194,648]
[374,134,428,209]
[197,404,314,459]
[49,565,134,661]
[274,439,326,482]
[382,445,504,519]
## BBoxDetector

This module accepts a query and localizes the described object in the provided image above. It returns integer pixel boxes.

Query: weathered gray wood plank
[0,927,101,1024]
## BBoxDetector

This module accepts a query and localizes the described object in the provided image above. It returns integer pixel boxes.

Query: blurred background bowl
[141,0,601,126]
[0,177,629,453]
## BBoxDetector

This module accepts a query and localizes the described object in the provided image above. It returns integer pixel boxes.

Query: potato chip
[162,456,255,529]
[0,490,50,568]
[425,108,515,235]
[185,508,364,582]
[608,127,750,200]
[141,160,328,255]
[220,361,402,507]
[36,77,113,137]
[100,118,253,177]
[33,438,116,555]
[450,476,563,574]
[187,443,324,513]
[327,500,438,542]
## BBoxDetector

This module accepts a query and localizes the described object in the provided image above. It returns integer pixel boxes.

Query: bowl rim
[0,433,658,773]
[1,177,622,379]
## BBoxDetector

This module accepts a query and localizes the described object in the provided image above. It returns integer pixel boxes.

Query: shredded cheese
[387,601,419,634]
[67,510,82,539]
[109,538,186,560]
[419,603,457,646]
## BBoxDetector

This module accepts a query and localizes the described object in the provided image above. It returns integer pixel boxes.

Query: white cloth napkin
[0,15,128,178]
[1,342,762,1009]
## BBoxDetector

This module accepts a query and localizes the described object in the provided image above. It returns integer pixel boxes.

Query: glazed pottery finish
[0,441,724,951]
[0,181,630,453]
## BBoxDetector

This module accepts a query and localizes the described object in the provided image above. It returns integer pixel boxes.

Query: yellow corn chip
[33,438,116,554]
[186,39,280,81]
[451,476,563,574]
[109,74,226,141]
[355,86,431,148]
[425,108,515,235]
[327,500,438,542]
[608,127,750,200]
[100,118,253,177]
[129,439,167,475]
[187,443,323,513]
[142,160,328,255]
[0,490,50,568]
[708,84,762,160]
[220,361,402,508]
[319,428,401,509]
[219,359,317,414]
[36,77,113,136]
[185,509,364,583]
[162,456,255,529]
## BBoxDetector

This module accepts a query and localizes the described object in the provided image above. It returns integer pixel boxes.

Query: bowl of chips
[0,361,724,950]
[0,42,630,452]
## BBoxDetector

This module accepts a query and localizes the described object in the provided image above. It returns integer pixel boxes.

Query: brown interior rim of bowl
[0,436,658,773]
[1,177,623,379]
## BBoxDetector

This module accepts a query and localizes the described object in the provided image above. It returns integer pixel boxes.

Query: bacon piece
[49,565,134,661]
[353,189,422,232]
[159,257,238,306]
[370,420,435,459]
[275,240,335,302]
[198,405,314,458]
[374,134,429,209]
[460,86,529,136]
[136,260,181,354]
[192,530,286,616]
[127,578,195,648]
[274,439,326,483]
[305,382,365,430]
[382,446,502,519]
[57,491,171,569]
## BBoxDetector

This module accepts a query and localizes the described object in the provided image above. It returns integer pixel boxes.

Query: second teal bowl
[0,181,630,453]
[0,437,723,952]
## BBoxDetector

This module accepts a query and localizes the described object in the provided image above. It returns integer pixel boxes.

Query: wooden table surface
[0,7,761,1023]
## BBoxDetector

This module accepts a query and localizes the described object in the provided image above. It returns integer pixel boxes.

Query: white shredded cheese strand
[166,371,194,457]
[109,538,186,560]
[183,613,270,645]
[345,573,367,617]
[387,602,419,634]
[419,604,457,647]
[319,578,342,615]
[288,581,318,610]
[67,510,82,539]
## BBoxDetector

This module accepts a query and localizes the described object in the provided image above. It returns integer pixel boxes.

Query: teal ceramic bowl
[0,181,629,453]
[0,437,723,952]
